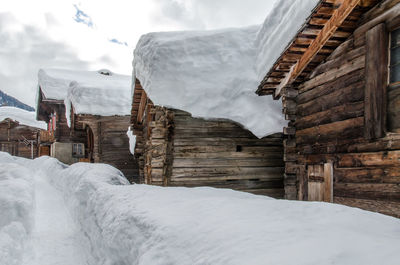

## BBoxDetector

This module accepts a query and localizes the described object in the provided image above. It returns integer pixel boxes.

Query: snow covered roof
[38,68,131,125]
[64,69,132,118]
[0,106,47,129]
[255,0,320,83]
[133,27,286,138]
[38,69,76,100]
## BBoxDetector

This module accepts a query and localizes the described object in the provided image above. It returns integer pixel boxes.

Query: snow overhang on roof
[65,70,132,121]
[0,106,47,130]
[133,27,287,138]
[256,0,380,99]
[36,68,131,126]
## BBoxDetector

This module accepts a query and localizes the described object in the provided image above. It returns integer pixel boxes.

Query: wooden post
[364,23,389,139]
[323,162,333,203]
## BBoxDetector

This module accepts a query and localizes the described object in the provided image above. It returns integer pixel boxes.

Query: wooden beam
[137,91,147,124]
[275,0,361,98]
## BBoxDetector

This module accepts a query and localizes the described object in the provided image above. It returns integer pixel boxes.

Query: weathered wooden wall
[169,110,284,197]
[78,115,139,183]
[132,80,285,197]
[0,120,41,159]
[284,0,400,217]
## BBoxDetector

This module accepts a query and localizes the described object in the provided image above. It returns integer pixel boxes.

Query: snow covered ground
[1,151,400,265]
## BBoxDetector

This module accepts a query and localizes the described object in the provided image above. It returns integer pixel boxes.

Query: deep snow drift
[1,152,400,265]
[0,107,47,130]
[133,27,286,138]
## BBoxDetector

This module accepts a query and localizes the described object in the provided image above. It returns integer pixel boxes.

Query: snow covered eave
[256,0,379,98]
[133,27,287,138]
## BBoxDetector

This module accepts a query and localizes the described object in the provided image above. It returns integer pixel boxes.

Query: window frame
[387,23,400,134]
[389,26,400,86]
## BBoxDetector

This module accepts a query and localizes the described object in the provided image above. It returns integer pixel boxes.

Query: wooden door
[307,163,333,202]
[39,146,50,156]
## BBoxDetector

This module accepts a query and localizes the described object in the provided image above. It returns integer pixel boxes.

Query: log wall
[78,115,139,183]
[132,82,285,197]
[0,120,41,159]
[284,0,400,217]
[169,110,284,197]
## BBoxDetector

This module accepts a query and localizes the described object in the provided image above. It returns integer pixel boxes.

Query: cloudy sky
[1,0,277,107]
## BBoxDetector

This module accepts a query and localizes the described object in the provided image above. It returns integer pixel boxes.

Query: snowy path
[24,173,90,265]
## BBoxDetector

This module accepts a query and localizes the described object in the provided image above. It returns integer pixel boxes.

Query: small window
[390,28,400,84]
[72,143,85,158]
[388,28,400,132]
[236,145,243,152]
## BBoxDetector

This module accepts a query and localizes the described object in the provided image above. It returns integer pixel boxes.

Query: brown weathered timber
[131,79,285,197]
[364,23,389,139]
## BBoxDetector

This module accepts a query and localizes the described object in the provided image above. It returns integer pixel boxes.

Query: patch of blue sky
[73,4,93,28]
[109,38,128,46]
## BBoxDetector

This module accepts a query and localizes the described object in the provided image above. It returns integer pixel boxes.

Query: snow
[64,69,132,117]
[126,126,136,155]
[1,152,400,264]
[24,163,90,265]
[0,107,46,130]
[132,0,324,138]
[255,0,319,81]
[37,69,72,101]
[2,152,400,265]
[38,68,131,127]
[0,153,33,265]
[133,27,286,138]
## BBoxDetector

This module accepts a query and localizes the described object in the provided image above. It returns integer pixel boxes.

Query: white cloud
[0,0,277,107]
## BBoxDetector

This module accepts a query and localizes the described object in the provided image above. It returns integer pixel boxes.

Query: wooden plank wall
[287,0,400,217]
[79,115,139,183]
[0,121,40,159]
[135,103,285,198]
[169,110,284,198]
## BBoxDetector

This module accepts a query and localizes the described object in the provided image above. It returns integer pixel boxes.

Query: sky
[0,0,277,107]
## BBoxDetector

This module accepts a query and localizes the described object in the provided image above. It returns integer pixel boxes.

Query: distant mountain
[0,90,35,112]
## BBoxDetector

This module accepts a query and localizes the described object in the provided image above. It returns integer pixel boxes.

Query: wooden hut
[257,0,400,217]
[131,79,285,197]
[0,107,47,159]
[36,69,87,163]
[65,69,139,182]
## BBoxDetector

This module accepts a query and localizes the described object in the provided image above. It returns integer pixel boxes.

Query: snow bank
[0,107,46,130]
[0,152,34,265]
[255,0,319,81]
[133,27,286,138]
[38,68,131,127]
[2,153,399,265]
[35,156,400,265]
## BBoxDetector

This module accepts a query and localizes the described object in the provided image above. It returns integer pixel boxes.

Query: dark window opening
[236,145,243,152]
[388,27,400,133]
[390,27,400,84]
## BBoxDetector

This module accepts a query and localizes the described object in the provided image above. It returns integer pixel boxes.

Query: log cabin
[131,27,287,197]
[65,69,139,182]
[256,0,400,217]
[36,69,87,164]
[131,79,285,197]
[0,107,47,159]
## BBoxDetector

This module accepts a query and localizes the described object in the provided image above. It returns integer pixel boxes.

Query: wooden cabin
[36,69,90,164]
[0,107,47,159]
[69,106,139,183]
[257,0,400,217]
[63,68,139,182]
[131,79,285,197]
